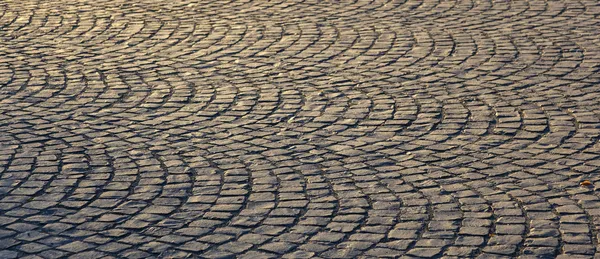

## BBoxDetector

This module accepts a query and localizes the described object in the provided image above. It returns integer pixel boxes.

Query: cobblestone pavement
[2,0,600,258]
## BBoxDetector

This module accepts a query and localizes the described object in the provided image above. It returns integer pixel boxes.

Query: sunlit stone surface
[1,0,600,258]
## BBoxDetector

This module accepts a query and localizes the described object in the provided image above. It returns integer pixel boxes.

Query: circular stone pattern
[1,0,600,258]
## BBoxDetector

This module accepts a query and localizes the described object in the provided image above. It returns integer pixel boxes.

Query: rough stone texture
[1,0,600,258]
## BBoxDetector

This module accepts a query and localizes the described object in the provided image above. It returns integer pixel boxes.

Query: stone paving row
[1,0,600,258]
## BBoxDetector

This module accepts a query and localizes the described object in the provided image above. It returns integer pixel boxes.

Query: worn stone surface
[2,0,600,258]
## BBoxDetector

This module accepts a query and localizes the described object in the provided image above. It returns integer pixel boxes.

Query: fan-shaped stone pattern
[1,0,600,258]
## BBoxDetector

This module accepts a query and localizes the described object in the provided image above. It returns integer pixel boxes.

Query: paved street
[1,0,600,258]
